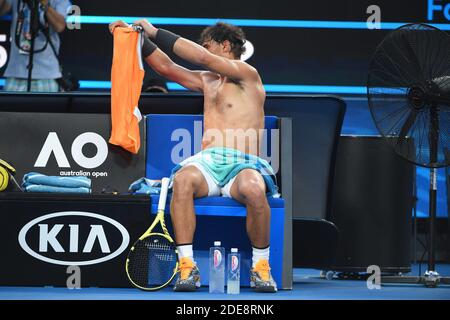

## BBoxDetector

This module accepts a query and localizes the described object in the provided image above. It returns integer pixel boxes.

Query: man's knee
[237,178,268,209]
[172,167,204,198]
[172,170,197,195]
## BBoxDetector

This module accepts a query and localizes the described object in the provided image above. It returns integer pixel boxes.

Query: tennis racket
[126,177,178,290]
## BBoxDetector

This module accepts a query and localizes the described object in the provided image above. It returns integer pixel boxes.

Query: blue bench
[145,114,286,288]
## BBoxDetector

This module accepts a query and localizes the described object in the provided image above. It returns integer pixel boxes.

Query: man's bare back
[201,71,266,155]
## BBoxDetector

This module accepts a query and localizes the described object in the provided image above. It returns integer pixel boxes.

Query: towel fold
[24,185,91,194]
[23,172,91,188]
[22,172,92,194]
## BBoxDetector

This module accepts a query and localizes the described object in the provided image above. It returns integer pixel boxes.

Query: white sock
[252,246,270,268]
[177,244,194,261]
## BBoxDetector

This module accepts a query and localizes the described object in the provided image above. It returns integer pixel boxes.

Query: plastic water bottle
[209,241,225,293]
[227,248,240,294]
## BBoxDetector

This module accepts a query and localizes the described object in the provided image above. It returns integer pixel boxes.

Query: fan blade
[368,23,450,168]
[429,95,450,106]
[434,76,450,94]
[400,33,427,85]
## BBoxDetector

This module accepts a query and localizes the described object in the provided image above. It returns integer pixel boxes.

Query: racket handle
[158,177,170,211]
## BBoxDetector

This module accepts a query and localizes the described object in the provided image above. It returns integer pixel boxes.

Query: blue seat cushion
[194,196,284,208]
[150,195,284,217]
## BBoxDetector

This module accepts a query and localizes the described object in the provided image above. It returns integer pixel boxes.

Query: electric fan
[367,23,450,287]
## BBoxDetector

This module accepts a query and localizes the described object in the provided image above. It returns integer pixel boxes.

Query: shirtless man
[109,20,278,292]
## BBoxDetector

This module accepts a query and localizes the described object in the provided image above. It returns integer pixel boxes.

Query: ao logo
[18,211,130,266]
[34,132,108,169]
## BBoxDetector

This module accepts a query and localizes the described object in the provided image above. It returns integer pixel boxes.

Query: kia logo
[18,212,130,266]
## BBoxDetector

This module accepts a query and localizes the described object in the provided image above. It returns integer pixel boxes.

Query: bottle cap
[231,248,238,253]
[214,241,221,246]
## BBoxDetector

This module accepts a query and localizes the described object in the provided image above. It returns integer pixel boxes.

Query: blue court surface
[1,264,449,300]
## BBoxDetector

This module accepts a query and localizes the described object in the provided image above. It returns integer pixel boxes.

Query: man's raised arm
[109,21,204,92]
[133,19,258,82]
[144,46,204,92]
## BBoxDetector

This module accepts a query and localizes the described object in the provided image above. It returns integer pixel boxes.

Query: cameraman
[0,0,71,92]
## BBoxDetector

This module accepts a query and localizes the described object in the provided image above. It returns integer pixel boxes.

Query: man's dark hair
[199,22,246,59]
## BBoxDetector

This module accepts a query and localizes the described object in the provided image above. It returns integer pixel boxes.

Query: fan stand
[381,103,450,287]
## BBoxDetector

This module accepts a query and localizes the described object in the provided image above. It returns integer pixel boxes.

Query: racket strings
[127,235,177,289]
[145,241,173,262]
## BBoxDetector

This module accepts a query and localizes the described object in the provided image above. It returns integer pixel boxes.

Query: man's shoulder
[237,61,261,84]
[200,62,261,84]
[236,60,259,74]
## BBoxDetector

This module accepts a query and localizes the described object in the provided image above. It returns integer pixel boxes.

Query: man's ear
[222,40,232,54]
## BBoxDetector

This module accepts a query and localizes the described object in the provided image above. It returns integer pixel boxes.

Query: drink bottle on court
[227,248,240,294]
[209,241,225,293]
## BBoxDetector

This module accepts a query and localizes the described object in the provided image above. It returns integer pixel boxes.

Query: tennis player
[109,20,278,293]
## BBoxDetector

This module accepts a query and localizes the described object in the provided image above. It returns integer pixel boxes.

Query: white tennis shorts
[185,162,237,198]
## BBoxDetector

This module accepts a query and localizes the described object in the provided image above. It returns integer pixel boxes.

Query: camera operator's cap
[231,248,238,253]
[214,241,221,246]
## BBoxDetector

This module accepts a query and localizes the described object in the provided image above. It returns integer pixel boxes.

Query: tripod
[26,0,39,92]
[14,0,48,91]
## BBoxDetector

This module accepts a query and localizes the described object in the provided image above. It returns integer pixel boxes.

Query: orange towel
[109,27,145,154]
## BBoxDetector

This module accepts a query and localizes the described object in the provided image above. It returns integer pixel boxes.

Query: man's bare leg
[230,169,270,248]
[229,169,277,292]
[170,166,209,245]
[171,166,209,292]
